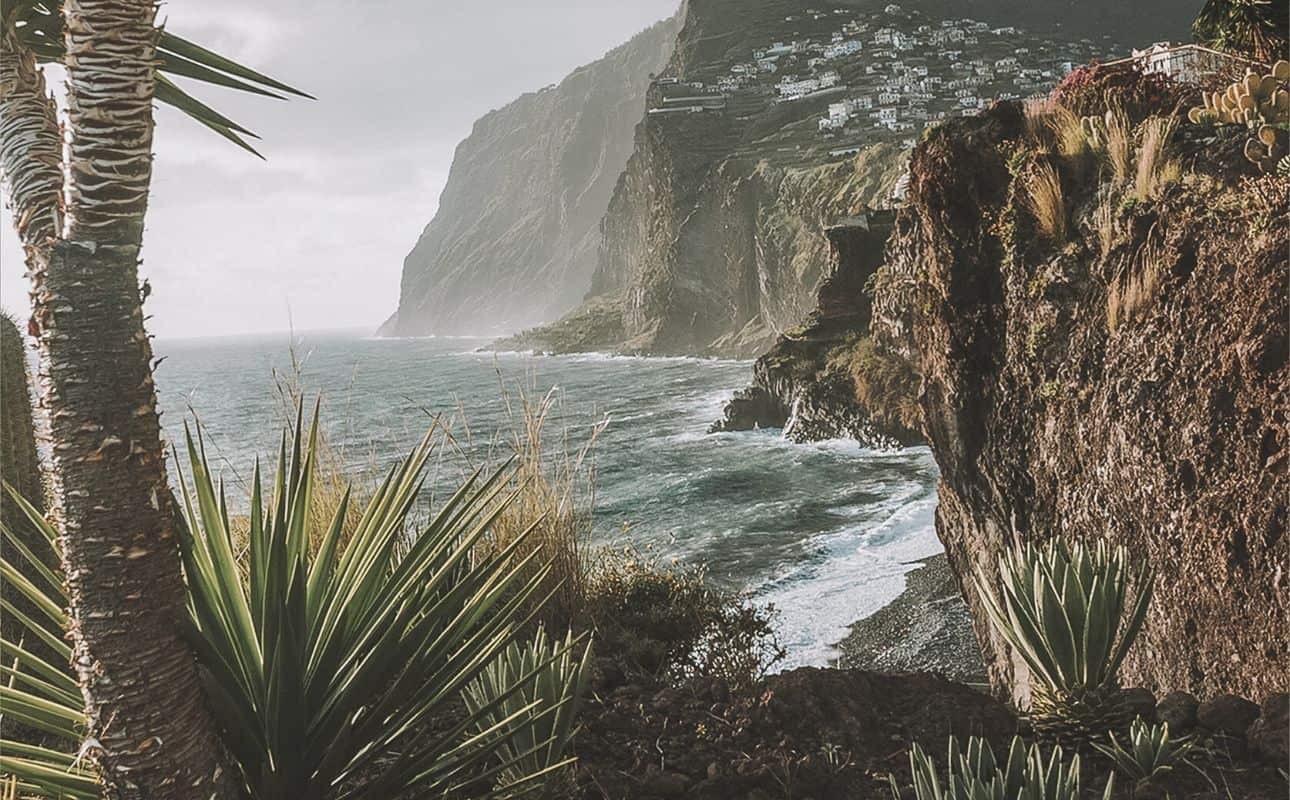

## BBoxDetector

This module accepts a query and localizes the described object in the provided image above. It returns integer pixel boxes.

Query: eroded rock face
[872,103,1288,703]
[712,214,923,447]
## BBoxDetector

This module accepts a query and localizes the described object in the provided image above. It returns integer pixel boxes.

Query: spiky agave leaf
[893,735,1113,800]
[1093,718,1203,783]
[3,0,311,155]
[0,485,99,799]
[973,539,1153,744]
[463,626,594,796]
[175,406,568,799]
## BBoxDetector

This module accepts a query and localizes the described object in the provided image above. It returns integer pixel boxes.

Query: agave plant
[893,735,1113,800]
[974,539,1154,746]
[173,409,579,798]
[1093,718,1203,784]
[0,488,98,798]
[464,626,594,797]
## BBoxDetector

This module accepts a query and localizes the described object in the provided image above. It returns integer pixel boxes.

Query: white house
[878,90,900,104]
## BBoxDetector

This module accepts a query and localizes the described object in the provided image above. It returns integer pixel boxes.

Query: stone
[1196,694,1260,736]
[1156,691,1199,734]
[1121,687,1158,723]
[1245,692,1289,765]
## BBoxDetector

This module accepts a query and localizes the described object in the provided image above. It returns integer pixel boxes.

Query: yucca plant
[173,408,581,798]
[893,735,1112,800]
[464,627,593,797]
[1094,718,1202,785]
[0,488,98,798]
[974,539,1154,747]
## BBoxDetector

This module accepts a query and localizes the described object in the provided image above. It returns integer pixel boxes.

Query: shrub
[973,539,1153,747]
[893,735,1113,800]
[1107,232,1167,332]
[583,546,784,690]
[1052,63,1187,122]
[828,336,921,436]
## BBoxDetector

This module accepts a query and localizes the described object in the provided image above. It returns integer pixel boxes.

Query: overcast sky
[0,0,678,339]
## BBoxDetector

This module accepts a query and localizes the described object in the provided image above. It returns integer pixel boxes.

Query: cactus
[1244,124,1289,172]
[1187,60,1290,128]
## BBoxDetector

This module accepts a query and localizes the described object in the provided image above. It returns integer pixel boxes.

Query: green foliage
[464,627,593,797]
[0,487,99,798]
[827,336,922,436]
[1192,0,1290,63]
[4,0,310,154]
[174,407,568,798]
[973,539,1153,744]
[584,547,784,690]
[893,736,1112,800]
[1093,718,1201,783]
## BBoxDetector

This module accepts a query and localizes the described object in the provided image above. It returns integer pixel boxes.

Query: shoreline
[832,552,986,684]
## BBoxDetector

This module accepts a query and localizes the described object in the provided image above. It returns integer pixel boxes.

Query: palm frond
[3,0,309,154]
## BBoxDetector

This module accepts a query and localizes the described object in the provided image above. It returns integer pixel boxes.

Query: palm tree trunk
[3,5,238,797]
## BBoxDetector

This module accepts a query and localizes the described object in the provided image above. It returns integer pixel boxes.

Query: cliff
[870,103,1287,702]
[384,12,682,337]
[710,209,923,446]
[510,0,1199,357]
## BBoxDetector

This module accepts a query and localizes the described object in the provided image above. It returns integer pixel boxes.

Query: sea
[153,329,943,669]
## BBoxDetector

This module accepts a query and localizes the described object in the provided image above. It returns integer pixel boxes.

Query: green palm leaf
[4,0,310,155]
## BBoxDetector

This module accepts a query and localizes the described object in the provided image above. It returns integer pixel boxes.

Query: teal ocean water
[154,330,942,668]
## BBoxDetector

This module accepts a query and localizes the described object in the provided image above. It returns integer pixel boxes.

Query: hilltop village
[648,3,1120,160]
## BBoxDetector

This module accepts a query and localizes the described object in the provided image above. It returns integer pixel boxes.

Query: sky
[0,0,679,339]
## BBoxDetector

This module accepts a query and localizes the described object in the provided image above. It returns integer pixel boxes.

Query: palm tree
[0,2,305,796]
[1192,0,1289,63]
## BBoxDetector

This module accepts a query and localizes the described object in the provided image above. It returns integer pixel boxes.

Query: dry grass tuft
[1107,228,1168,331]
[1102,106,1134,185]
[1025,161,1068,242]
[1094,193,1117,258]
[1049,104,1093,180]
[1133,115,1180,202]
[1023,98,1057,151]
[473,383,604,630]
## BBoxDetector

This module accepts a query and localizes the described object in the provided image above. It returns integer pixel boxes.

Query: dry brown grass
[1094,192,1117,258]
[1048,104,1093,180]
[470,382,605,630]
[1025,161,1068,242]
[1133,115,1180,202]
[1101,106,1134,185]
[1107,228,1167,331]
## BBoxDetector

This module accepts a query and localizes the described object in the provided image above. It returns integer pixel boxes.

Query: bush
[1052,64,1188,122]
[828,336,921,436]
[583,546,785,690]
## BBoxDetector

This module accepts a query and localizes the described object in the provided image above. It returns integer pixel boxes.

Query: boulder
[1197,694,1260,736]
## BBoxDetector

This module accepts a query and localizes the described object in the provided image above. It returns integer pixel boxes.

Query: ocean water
[153,329,942,669]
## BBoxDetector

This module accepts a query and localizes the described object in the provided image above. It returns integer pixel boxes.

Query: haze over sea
[155,329,942,668]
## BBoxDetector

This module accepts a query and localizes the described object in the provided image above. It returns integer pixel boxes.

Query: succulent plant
[973,539,1153,749]
[1187,60,1290,128]
[892,735,1114,800]
[1243,123,1289,172]
[1093,718,1202,784]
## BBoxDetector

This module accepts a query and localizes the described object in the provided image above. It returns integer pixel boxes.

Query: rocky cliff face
[710,210,923,446]
[384,13,682,337]
[872,103,1287,702]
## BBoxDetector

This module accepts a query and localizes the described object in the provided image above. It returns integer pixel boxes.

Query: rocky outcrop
[711,210,922,446]
[384,12,682,337]
[871,103,1288,703]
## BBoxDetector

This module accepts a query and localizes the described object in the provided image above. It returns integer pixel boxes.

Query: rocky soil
[571,665,1288,799]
